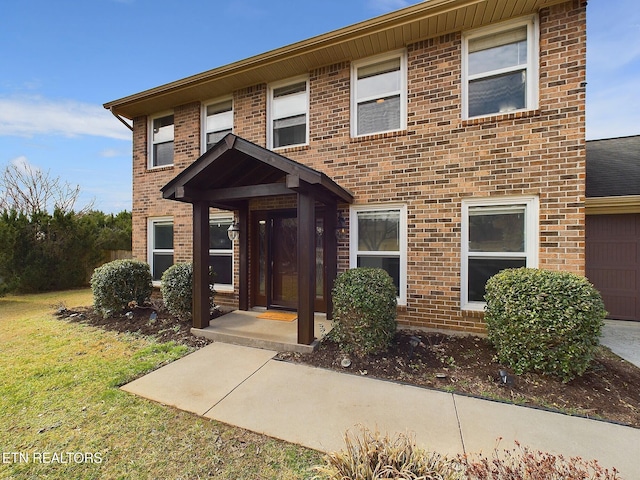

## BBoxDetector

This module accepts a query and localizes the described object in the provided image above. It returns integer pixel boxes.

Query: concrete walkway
[601,320,640,368]
[122,342,640,479]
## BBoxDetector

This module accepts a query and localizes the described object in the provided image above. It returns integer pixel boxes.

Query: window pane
[357,59,401,99]
[153,253,173,281]
[209,219,233,250]
[207,100,232,116]
[153,223,173,249]
[153,141,174,166]
[469,209,525,252]
[273,90,307,119]
[468,257,526,302]
[206,109,233,132]
[468,70,525,117]
[357,95,400,135]
[209,254,232,285]
[274,82,306,98]
[469,28,527,76]
[273,115,306,148]
[357,210,400,252]
[153,115,174,143]
[207,129,232,150]
[357,255,400,296]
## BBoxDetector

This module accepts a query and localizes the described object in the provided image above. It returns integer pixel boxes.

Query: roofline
[587,134,640,143]
[103,0,487,114]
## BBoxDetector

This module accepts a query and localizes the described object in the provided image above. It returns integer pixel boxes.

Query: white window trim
[349,204,408,306]
[148,111,174,169]
[461,196,539,311]
[148,217,174,287]
[351,50,407,138]
[209,213,234,293]
[267,75,310,150]
[201,97,233,154]
[461,15,539,120]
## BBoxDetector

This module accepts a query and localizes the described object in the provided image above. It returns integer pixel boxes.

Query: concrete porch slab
[192,310,332,353]
[205,360,464,455]
[121,342,276,415]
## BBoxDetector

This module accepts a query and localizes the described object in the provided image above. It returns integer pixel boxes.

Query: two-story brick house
[104,0,587,345]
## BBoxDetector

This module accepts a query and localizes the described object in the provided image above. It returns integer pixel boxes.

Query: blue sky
[1,0,638,214]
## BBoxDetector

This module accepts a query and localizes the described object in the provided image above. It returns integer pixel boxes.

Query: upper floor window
[462,16,538,119]
[268,77,308,149]
[203,99,233,152]
[351,51,407,137]
[461,196,539,310]
[150,113,174,167]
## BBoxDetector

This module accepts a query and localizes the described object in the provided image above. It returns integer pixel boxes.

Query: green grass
[0,289,322,479]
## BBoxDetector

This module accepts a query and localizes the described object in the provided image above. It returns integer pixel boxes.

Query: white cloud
[0,95,131,141]
[9,155,34,174]
[100,148,128,158]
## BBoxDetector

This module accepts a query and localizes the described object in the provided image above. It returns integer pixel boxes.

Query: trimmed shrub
[484,268,607,382]
[90,259,152,318]
[315,427,463,480]
[161,263,193,321]
[160,262,215,321]
[331,267,397,356]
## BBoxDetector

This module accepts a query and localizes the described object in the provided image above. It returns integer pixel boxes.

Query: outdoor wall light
[336,212,347,240]
[227,219,240,242]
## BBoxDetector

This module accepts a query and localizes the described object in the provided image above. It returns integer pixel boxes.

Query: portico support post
[324,202,338,321]
[238,202,249,311]
[192,200,210,329]
[297,190,316,345]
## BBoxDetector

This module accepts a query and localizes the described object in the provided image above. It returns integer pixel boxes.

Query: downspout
[110,108,133,131]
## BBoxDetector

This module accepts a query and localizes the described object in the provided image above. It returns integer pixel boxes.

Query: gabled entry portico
[161,134,353,345]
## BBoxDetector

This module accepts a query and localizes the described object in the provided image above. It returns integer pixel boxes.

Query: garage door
[586,214,640,321]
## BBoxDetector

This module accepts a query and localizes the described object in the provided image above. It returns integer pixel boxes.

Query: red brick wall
[131,0,586,332]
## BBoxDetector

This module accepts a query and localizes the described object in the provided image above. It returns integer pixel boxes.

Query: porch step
[191,310,331,354]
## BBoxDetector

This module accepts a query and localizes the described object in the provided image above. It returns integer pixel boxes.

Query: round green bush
[331,267,397,356]
[160,263,215,321]
[484,268,607,382]
[90,259,152,318]
[160,263,194,321]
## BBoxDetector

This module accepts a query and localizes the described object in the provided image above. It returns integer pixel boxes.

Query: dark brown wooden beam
[238,202,249,311]
[192,201,211,330]
[204,183,292,202]
[324,202,338,321]
[297,189,316,345]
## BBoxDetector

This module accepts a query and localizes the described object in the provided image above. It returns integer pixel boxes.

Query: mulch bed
[57,306,640,429]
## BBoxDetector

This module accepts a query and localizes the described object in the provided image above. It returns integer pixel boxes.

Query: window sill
[215,285,234,294]
[461,302,486,313]
[462,109,540,127]
[350,129,407,143]
[147,165,174,173]
[272,144,310,154]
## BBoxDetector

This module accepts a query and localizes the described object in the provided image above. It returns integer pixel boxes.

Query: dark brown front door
[252,210,326,312]
[271,215,298,309]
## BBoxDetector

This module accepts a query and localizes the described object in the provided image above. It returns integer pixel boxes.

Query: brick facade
[130,0,586,333]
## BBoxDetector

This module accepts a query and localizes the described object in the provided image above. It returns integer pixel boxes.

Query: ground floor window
[148,217,174,283]
[209,215,234,291]
[350,204,407,305]
[461,196,538,310]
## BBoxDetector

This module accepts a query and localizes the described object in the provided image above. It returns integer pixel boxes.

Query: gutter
[110,108,133,131]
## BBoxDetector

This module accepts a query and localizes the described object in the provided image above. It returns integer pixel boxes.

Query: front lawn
[0,289,321,479]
